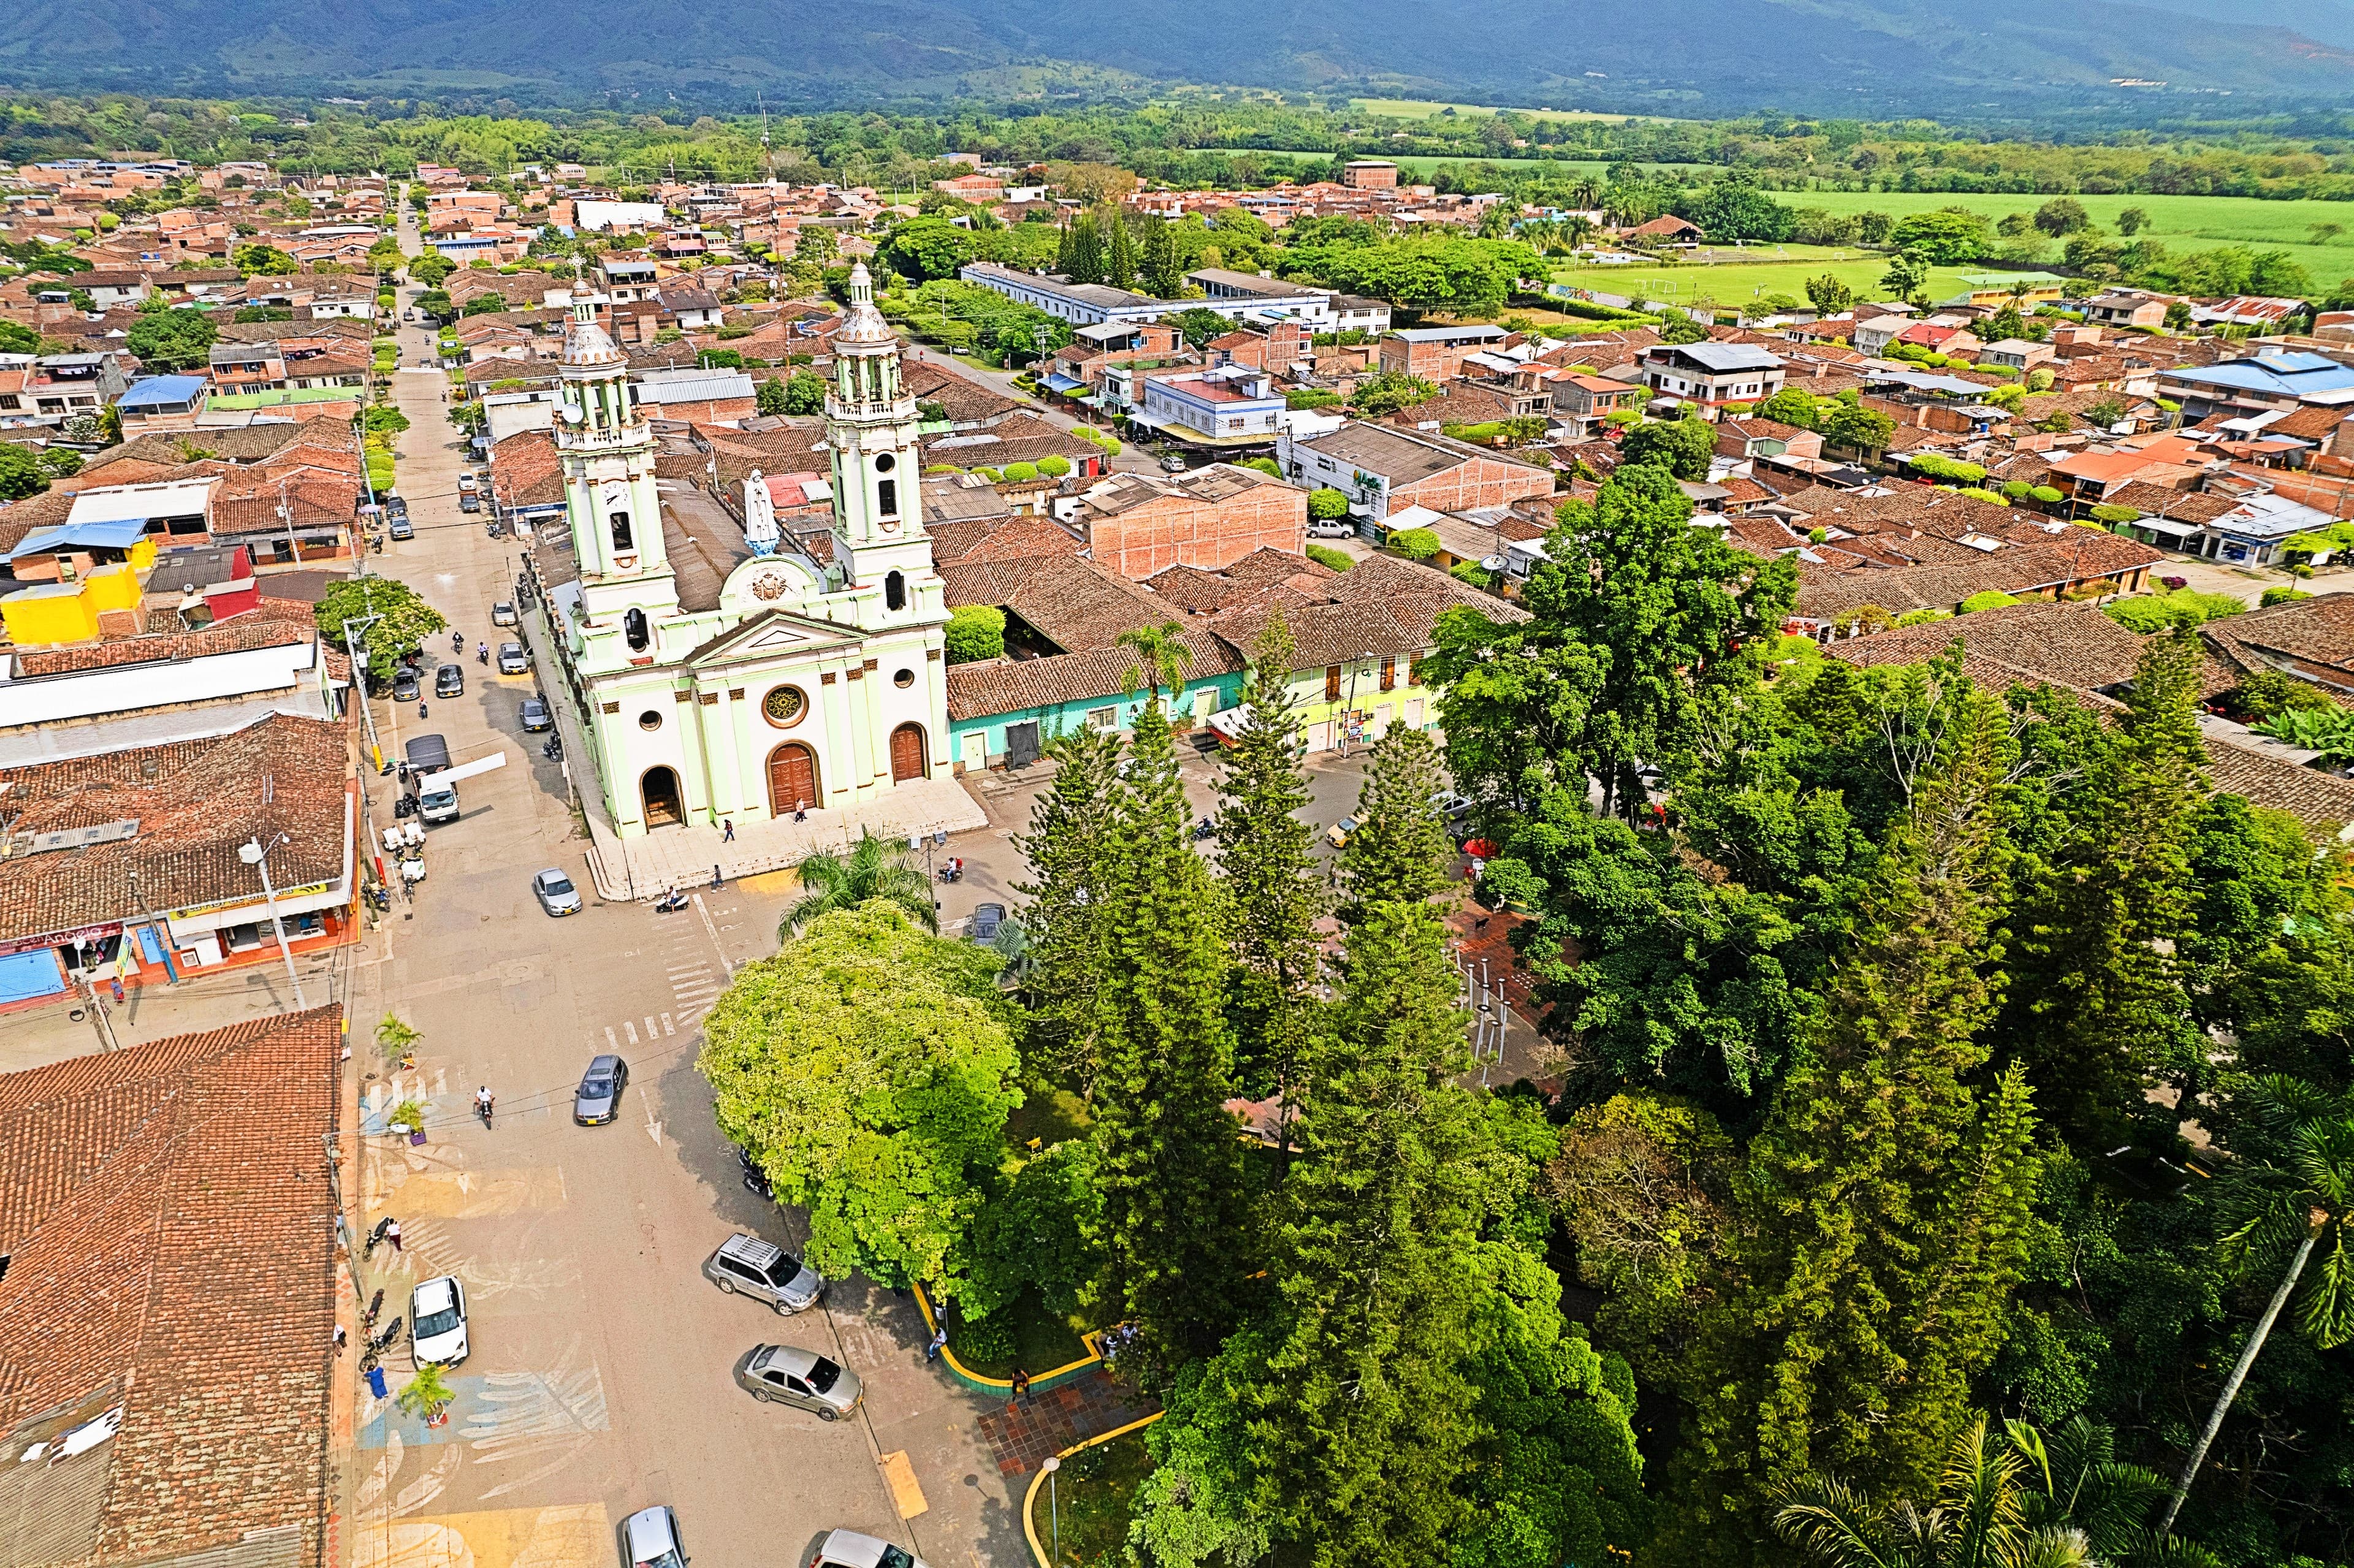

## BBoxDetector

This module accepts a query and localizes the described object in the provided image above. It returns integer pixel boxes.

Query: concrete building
[1277,421,1555,521]
[1071,463,1306,578]
[1341,160,1400,190]
[1379,324,1509,381]
[1132,367,1287,446]
[528,264,952,836]
[1639,341,1788,417]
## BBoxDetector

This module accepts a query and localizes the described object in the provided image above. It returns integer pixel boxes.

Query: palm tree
[777,829,936,938]
[1773,1420,2097,1568]
[395,1361,455,1425]
[2160,1078,2354,1533]
[1115,620,1194,710]
[375,1013,420,1067]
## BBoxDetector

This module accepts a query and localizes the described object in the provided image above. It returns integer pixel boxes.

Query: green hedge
[1305,543,1354,573]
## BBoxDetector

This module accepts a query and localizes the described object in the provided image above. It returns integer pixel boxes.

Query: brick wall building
[1379,324,1510,381]
[1073,463,1307,578]
[1280,422,1555,519]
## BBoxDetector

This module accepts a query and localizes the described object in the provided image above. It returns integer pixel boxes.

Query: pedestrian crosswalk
[591,902,734,1057]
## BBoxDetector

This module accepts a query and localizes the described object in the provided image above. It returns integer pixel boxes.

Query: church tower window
[885,571,906,612]
[610,510,633,553]
[877,478,897,518]
[624,608,649,651]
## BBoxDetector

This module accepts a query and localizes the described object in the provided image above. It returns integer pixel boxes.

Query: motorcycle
[362,1217,394,1258]
[655,888,690,913]
[394,794,417,819]
[476,1095,495,1131]
[476,644,488,665]
[452,631,465,654]
[1190,815,1215,841]
[541,737,562,761]
[364,1317,404,1359]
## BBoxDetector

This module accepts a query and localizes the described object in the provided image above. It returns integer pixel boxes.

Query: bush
[1285,388,1343,411]
[1955,487,2009,506]
[1235,457,1282,478]
[944,604,1007,663]
[2001,479,2032,500]
[2027,485,2064,504]
[1000,462,1039,484]
[1037,455,1072,478]
[1305,543,1354,573]
[1388,527,1442,561]
[1959,590,2020,613]
[2261,586,2314,608]
[2105,588,2249,634]
[954,1314,1017,1365]
[1449,560,1498,590]
[1308,487,1350,521]
[2087,503,2141,527]
[1911,454,1987,485]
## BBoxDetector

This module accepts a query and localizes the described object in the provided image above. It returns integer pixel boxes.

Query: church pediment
[681,608,865,669]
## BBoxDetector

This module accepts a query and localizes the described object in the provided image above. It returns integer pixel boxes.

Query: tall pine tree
[1214,614,1327,1110]
[1105,211,1140,290]
[1066,213,1105,284]
[1141,213,1181,297]
[1335,724,1455,924]
[1674,684,2044,1554]
[1011,727,1122,1089]
[1088,694,1246,1378]
[1998,626,2207,1147]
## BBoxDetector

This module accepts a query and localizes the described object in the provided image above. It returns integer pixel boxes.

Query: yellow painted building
[1,560,148,647]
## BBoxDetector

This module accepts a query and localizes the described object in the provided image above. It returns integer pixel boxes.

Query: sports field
[1550,245,1986,312]
[1778,189,2354,289]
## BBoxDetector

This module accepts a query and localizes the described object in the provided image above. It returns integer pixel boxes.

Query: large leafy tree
[700,902,1020,1300]
[124,305,218,371]
[1427,461,1797,822]
[1677,687,2044,1551]
[1087,695,1246,1377]
[1213,614,1327,1108]
[314,576,447,682]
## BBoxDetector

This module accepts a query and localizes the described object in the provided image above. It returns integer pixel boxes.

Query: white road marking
[604,1026,618,1050]
[623,1020,638,1045]
[660,1013,674,1036]
[643,1015,658,1040]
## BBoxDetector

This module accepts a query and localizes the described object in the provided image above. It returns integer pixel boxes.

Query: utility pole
[241,834,310,1011]
[125,869,181,986]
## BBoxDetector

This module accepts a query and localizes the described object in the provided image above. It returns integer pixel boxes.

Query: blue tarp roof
[2,518,151,561]
[1040,373,1087,394]
[115,374,207,409]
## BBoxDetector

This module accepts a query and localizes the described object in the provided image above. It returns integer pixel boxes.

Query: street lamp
[239,834,309,1010]
[1040,1455,1061,1566]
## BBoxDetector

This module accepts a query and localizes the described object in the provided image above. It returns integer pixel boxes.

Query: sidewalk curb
[1021,1412,1164,1568]
[910,1282,1103,1397]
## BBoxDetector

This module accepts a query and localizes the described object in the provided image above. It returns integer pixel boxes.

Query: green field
[1778,189,2354,291]
[1351,97,1661,125]
[1200,148,1712,180]
[1550,244,1986,313]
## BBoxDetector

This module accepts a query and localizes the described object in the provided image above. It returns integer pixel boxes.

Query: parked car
[457,473,479,493]
[620,1506,685,1568]
[490,600,517,626]
[435,664,465,698]
[809,1530,924,1568]
[520,696,553,732]
[574,1053,628,1122]
[1327,815,1358,848]
[733,1344,863,1420]
[391,669,422,703]
[411,1275,470,1366]
[703,1232,823,1314]
[498,641,527,674]
[968,902,1005,943]
[534,867,584,918]
[460,492,482,514]
[1159,454,1188,473]
[1308,518,1354,539]
[383,494,408,519]
[388,516,414,541]
[1430,791,1474,824]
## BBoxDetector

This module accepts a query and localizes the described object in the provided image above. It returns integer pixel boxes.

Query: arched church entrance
[768,743,821,818]
[889,723,929,783]
[640,766,684,828]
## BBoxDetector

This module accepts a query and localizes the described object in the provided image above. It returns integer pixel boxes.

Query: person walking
[793,798,809,823]
[333,1323,348,1357]
[1010,1366,1031,1406]
[926,1325,948,1363]
[722,818,735,843]
[384,1217,403,1254]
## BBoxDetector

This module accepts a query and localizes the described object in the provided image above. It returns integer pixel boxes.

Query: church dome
[836,262,895,350]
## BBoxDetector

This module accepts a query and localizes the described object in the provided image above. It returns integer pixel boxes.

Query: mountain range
[4,0,2354,118]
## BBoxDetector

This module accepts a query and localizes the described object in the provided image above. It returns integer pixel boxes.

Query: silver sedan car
[533,867,583,916]
[732,1343,862,1420]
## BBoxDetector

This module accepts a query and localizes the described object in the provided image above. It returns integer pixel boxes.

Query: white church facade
[530,264,952,837]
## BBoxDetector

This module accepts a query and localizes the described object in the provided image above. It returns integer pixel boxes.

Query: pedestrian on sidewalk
[1010,1366,1031,1406]
[926,1325,948,1363]
[793,798,809,823]
[333,1324,348,1357]
[384,1217,403,1254]
[722,818,735,843]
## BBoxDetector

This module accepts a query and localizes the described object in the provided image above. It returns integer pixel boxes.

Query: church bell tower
[557,297,676,641]
[826,264,934,623]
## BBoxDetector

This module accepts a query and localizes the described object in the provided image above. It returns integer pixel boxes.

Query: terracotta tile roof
[939,554,1172,653]
[2202,740,2354,831]
[2201,593,2354,683]
[0,1005,341,1568]
[0,714,349,947]
[1828,600,2234,698]
[13,598,321,677]
[944,630,1242,721]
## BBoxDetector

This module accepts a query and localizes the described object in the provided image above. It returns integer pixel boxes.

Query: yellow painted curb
[1022,1412,1164,1568]
[910,1281,1100,1394]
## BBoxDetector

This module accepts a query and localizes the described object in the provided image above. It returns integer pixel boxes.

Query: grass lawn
[1351,97,1680,126]
[946,1292,1093,1381]
[1550,250,1986,311]
[1006,1084,1091,1147]
[1773,188,2354,290]
[1033,1431,1153,1568]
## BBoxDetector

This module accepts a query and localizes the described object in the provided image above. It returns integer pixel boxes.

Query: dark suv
[435,664,465,698]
